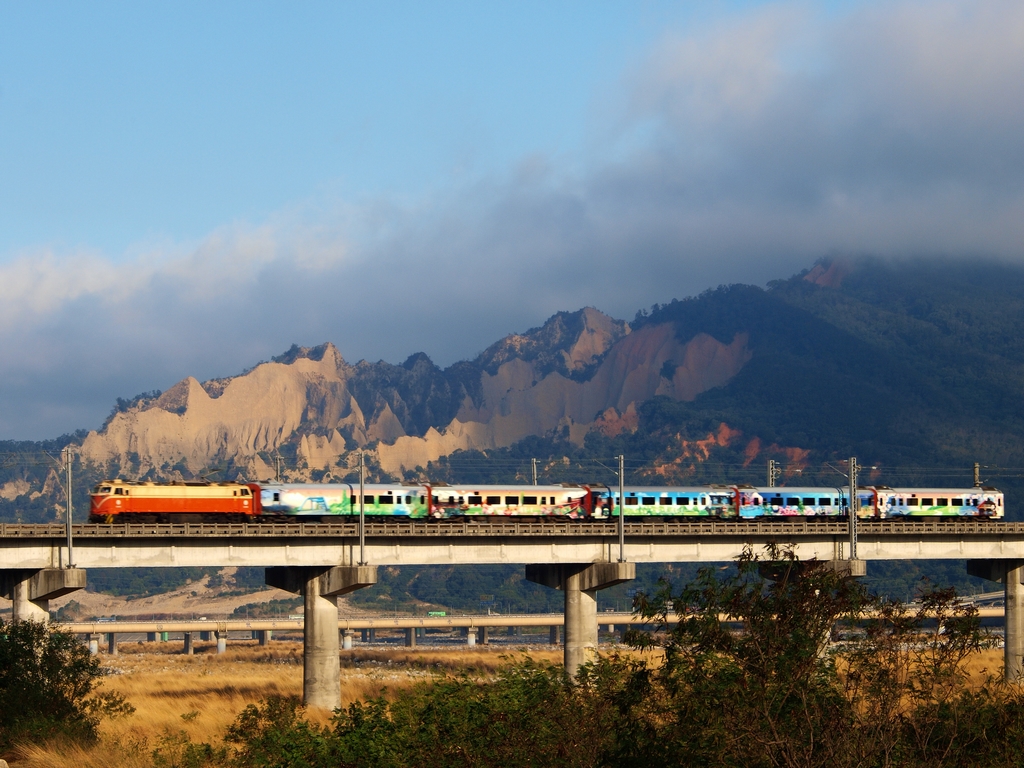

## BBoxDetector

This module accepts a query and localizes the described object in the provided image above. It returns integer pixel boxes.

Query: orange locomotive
[89,479,262,523]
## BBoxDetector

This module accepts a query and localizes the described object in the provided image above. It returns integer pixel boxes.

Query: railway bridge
[3,518,1024,709]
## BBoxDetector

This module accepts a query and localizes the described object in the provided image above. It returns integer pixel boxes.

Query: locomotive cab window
[114,488,123,495]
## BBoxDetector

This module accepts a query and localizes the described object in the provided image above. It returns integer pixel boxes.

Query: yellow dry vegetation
[11,642,562,768]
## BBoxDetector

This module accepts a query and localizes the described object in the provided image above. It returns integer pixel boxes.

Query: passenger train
[88,479,1004,523]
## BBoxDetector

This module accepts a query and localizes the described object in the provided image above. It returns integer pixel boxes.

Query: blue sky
[1,2,694,255]
[1,1,1022,439]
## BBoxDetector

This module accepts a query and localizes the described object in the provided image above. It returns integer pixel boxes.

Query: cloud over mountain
[2,0,1023,439]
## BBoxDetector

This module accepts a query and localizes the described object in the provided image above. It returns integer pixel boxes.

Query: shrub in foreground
[0,618,133,754]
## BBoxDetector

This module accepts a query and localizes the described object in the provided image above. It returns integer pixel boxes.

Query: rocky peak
[475,307,629,380]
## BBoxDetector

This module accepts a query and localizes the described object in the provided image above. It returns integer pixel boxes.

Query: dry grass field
[8,642,1008,768]
[11,641,564,768]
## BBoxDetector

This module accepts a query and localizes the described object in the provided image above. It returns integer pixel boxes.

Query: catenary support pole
[64,446,74,568]
[358,452,365,565]
[618,454,625,562]
[849,456,858,560]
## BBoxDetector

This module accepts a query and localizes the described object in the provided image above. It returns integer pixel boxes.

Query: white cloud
[2,0,1024,439]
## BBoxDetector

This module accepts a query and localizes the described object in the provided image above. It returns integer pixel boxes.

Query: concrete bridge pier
[183,632,194,655]
[0,568,86,623]
[256,629,272,646]
[216,631,227,654]
[87,634,99,655]
[526,562,634,678]
[968,559,1024,682]
[549,625,560,645]
[480,626,489,645]
[405,627,417,647]
[107,633,118,655]
[467,628,477,647]
[342,630,354,650]
[266,565,377,710]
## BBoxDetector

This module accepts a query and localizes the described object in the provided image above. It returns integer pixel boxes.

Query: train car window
[819,498,832,506]
[505,496,518,505]
[922,498,934,506]
[486,496,501,504]
[700,496,707,505]
[659,497,671,505]
[364,495,375,504]
[786,497,799,505]
[952,498,963,506]
[678,497,689,505]
[803,497,815,505]
[908,498,919,506]
[642,496,656,505]
[379,496,394,505]
[419,496,425,503]
[625,497,639,506]
[432,496,439,504]
[523,496,538,504]
[273,493,281,502]
[771,497,783,505]
[540,497,546,504]
[937,498,948,505]
[469,495,482,504]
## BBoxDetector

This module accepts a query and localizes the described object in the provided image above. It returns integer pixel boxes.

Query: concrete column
[1,569,85,624]
[256,629,272,646]
[216,631,227,655]
[368,628,376,642]
[87,634,99,655]
[564,571,599,675]
[302,574,340,709]
[405,627,417,648]
[967,559,1024,683]
[265,564,377,711]
[361,629,368,642]
[480,626,489,645]
[467,628,477,647]
[1007,562,1024,682]
[342,630,354,650]
[107,633,118,655]
[525,562,634,679]
[549,625,560,645]
[183,632,194,655]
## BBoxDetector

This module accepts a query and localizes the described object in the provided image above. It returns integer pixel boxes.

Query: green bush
[0,618,133,753]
